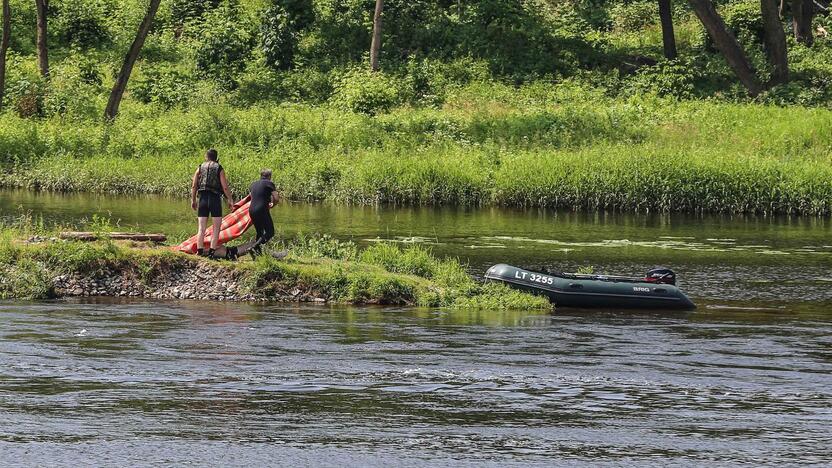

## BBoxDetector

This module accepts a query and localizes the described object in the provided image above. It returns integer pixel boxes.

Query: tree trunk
[0,0,9,111]
[792,0,814,45]
[104,0,161,121]
[34,0,48,77]
[688,0,763,96]
[761,0,789,84]
[370,0,384,71]
[658,0,678,59]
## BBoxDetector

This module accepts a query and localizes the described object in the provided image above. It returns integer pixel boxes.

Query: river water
[1,190,831,465]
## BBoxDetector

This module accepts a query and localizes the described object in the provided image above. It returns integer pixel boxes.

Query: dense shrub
[626,59,697,99]
[133,68,195,108]
[360,243,438,278]
[330,68,402,115]
[260,0,314,71]
[170,0,221,27]
[54,0,114,47]
[41,60,103,119]
[194,7,255,89]
[709,0,764,46]
[289,233,358,260]
[611,0,658,32]
[402,58,491,106]
[7,78,47,118]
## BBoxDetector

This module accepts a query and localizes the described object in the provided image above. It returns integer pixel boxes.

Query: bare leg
[197,217,208,250]
[210,216,222,250]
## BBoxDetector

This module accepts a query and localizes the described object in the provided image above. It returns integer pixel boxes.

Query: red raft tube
[175,195,253,254]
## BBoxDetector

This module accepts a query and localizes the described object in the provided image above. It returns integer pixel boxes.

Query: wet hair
[260,169,273,179]
[206,148,218,161]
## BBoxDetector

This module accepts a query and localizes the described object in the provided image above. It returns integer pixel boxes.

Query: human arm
[190,169,199,210]
[220,169,235,209]
[269,190,279,208]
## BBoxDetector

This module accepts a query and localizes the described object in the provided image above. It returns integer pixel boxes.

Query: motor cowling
[645,267,676,285]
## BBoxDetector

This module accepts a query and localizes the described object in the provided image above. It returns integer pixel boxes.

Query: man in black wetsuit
[210,169,281,261]
[248,169,279,257]
[190,149,235,257]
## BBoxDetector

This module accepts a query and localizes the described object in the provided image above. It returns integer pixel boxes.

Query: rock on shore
[49,260,325,303]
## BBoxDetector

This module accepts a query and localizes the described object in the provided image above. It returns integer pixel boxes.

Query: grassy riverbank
[0,226,549,310]
[1,84,831,214]
[2,2,832,215]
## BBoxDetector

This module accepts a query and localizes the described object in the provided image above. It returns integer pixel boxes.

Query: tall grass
[1,84,831,214]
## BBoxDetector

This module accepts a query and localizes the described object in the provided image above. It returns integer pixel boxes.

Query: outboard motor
[645,267,676,285]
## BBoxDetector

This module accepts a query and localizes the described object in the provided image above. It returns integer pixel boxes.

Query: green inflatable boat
[485,264,696,310]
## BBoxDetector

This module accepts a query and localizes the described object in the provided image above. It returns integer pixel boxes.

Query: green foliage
[33,241,127,275]
[133,68,195,108]
[720,1,764,44]
[171,0,221,27]
[576,265,595,274]
[330,68,402,115]
[360,243,438,278]
[289,233,357,260]
[194,6,255,89]
[3,84,832,215]
[402,58,492,106]
[260,0,315,70]
[446,282,550,310]
[241,238,548,308]
[0,257,54,300]
[260,6,298,71]
[89,214,116,236]
[2,0,832,220]
[54,0,114,47]
[611,0,658,33]
[627,59,697,99]
[7,77,47,118]
[42,58,105,119]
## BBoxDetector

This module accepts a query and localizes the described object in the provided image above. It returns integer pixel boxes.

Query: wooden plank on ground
[59,232,167,242]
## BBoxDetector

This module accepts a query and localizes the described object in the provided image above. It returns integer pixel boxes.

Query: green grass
[0,226,550,310]
[1,83,831,214]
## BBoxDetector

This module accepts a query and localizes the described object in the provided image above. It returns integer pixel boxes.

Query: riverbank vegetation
[0,223,550,309]
[0,1,831,214]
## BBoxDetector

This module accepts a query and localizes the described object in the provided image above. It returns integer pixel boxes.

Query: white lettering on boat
[515,271,529,280]
[516,272,554,285]
[633,287,651,293]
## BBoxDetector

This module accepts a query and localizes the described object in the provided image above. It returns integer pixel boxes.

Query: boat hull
[485,264,696,310]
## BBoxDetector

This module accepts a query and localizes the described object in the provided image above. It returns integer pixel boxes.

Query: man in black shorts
[248,169,279,257]
[190,149,235,257]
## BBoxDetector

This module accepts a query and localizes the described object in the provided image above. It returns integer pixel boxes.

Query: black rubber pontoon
[485,264,695,310]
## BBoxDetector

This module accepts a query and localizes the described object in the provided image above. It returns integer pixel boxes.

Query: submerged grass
[0,227,550,310]
[1,84,831,214]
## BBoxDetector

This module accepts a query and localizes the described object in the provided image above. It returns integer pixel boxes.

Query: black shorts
[198,191,222,218]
